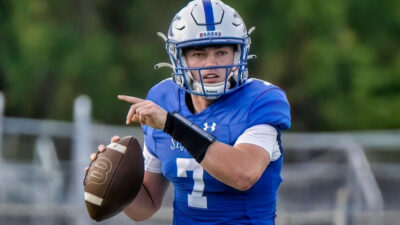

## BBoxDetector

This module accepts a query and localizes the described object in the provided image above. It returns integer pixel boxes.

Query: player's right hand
[84,135,121,173]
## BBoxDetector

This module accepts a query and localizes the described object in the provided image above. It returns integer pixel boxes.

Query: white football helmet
[157,0,254,99]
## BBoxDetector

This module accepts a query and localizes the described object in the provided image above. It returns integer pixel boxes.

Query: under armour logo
[203,122,216,132]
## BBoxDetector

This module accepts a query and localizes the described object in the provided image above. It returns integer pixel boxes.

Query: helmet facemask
[174,44,242,99]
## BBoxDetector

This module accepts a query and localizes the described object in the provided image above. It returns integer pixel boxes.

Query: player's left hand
[118,95,168,130]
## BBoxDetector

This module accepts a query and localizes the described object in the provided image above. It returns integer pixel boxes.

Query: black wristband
[163,112,216,163]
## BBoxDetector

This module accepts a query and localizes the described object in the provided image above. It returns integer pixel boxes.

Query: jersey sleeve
[140,79,177,173]
[143,141,162,173]
[234,124,281,161]
[247,87,291,130]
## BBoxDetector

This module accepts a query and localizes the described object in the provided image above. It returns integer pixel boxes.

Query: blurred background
[0,0,399,224]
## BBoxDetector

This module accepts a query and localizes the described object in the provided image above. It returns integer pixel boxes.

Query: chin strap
[154,62,174,70]
[156,32,168,42]
[248,54,257,60]
[248,26,256,35]
[191,70,236,99]
[192,80,229,100]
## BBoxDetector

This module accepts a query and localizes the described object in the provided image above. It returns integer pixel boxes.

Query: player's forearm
[123,184,160,221]
[124,173,169,221]
[200,142,270,191]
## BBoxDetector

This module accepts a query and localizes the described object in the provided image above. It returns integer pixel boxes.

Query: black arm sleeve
[163,112,216,163]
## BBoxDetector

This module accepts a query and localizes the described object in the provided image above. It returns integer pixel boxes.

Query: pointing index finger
[118,95,144,104]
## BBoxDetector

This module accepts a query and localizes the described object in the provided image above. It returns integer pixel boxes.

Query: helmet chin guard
[161,0,254,98]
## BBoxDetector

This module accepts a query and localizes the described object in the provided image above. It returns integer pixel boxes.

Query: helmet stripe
[202,0,216,31]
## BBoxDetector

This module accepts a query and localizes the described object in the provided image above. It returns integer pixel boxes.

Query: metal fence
[0,93,399,225]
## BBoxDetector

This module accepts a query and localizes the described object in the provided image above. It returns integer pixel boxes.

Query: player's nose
[204,53,217,67]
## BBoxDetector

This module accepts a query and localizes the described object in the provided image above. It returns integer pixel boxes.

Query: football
[83,136,144,221]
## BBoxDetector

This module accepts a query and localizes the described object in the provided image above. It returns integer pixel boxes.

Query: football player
[90,0,291,224]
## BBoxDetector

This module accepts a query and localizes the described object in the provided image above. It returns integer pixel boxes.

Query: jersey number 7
[177,158,207,209]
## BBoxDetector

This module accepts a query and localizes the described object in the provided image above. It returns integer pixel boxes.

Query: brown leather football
[83,136,144,221]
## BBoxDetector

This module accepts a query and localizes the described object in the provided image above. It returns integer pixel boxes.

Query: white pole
[0,92,4,161]
[71,95,92,225]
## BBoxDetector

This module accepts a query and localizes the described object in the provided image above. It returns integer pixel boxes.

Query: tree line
[0,0,399,131]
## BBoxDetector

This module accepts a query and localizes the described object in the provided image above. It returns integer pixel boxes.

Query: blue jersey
[142,78,291,225]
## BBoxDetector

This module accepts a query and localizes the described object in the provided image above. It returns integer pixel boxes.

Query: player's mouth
[202,74,220,83]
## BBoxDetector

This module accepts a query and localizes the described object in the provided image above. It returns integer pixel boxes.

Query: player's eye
[216,50,228,56]
[192,52,205,57]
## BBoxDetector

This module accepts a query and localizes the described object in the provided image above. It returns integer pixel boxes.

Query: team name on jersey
[170,138,187,151]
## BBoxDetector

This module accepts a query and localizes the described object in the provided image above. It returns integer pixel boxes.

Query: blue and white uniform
[142,78,291,225]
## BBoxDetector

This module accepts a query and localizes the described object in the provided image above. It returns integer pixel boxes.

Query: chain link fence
[0,93,399,225]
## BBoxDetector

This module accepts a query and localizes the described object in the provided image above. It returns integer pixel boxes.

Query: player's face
[185,46,235,83]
